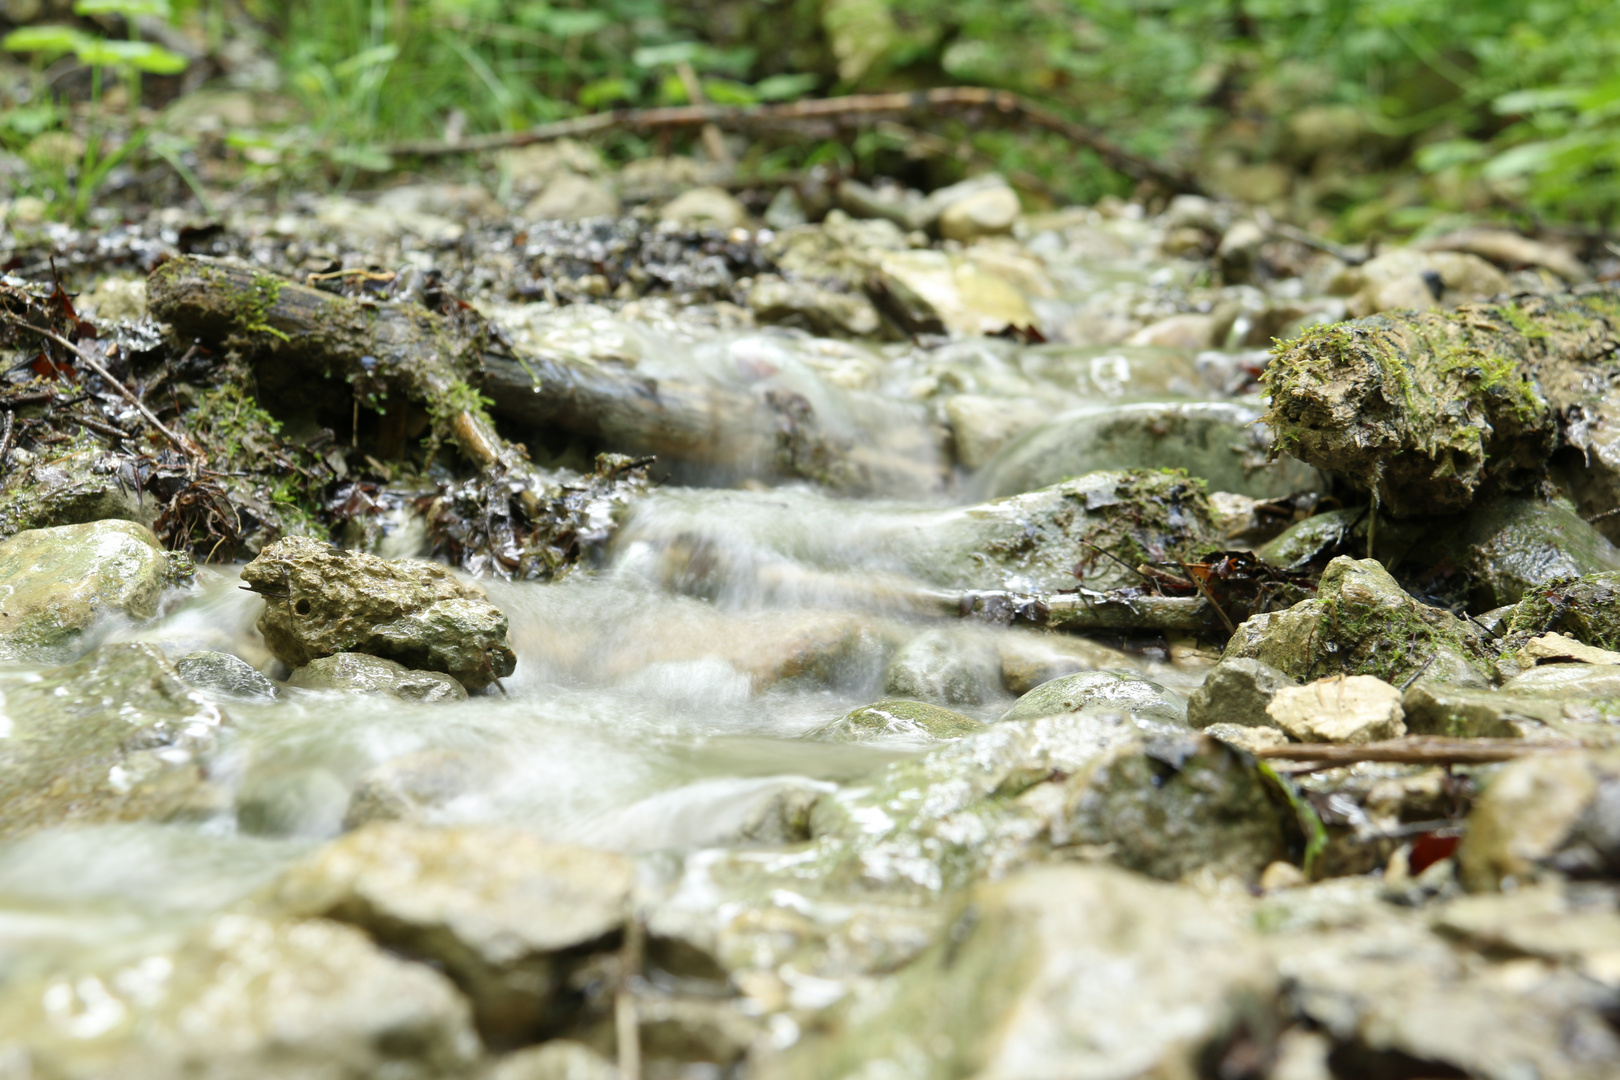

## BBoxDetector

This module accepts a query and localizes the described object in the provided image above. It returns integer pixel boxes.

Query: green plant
[2,0,189,222]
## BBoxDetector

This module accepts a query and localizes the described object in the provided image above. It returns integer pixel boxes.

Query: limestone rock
[523,173,620,221]
[1459,749,1620,890]
[1340,249,1512,318]
[936,184,1021,242]
[942,394,1049,469]
[1188,657,1297,729]
[999,668,1187,725]
[1419,229,1589,284]
[659,186,747,230]
[264,822,634,1045]
[875,249,1037,336]
[0,913,480,1079]
[976,400,1323,501]
[343,749,477,828]
[812,698,984,743]
[176,649,280,701]
[0,643,229,839]
[286,652,468,702]
[0,518,183,662]
[240,536,516,690]
[1126,312,1220,349]
[1526,632,1620,666]
[1266,675,1407,744]
[760,864,1279,1080]
[1224,557,1494,688]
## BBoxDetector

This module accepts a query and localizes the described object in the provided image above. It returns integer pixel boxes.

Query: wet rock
[1459,750,1620,890]
[812,698,984,743]
[343,749,477,828]
[747,274,881,337]
[1400,682,1573,738]
[1126,311,1220,349]
[241,536,516,690]
[659,186,747,230]
[0,643,229,839]
[1217,218,1268,284]
[910,174,1014,234]
[0,519,185,662]
[999,669,1186,725]
[975,400,1323,500]
[835,177,922,227]
[1188,656,1297,729]
[936,184,1021,242]
[759,864,1279,1080]
[1526,632,1620,665]
[1261,879,1620,1080]
[286,652,469,702]
[882,628,1001,707]
[175,649,280,701]
[875,249,1037,336]
[265,822,634,1046]
[0,912,480,1080]
[77,274,146,321]
[763,185,807,229]
[1412,498,1620,607]
[1503,570,1620,652]
[1224,556,1494,687]
[1337,249,1512,317]
[1262,296,1616,516]
[1267,675,1407,744]
[490,1040,620,1080]
[523,173,620,221]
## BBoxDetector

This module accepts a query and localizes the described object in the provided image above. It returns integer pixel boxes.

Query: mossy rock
[241,536,516,690]
[0,643,230,839]
[0,449,153,538]
[811,699,984,743]
[0,518,188,663]
[1224,556,1494,687]
[1504,571,1620,652]
[1264,302,1576,515]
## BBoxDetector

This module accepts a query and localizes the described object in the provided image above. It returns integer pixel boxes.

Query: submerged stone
[264,822,634,1046]
[975,401,1323,501]
[0,913,480,1079]
[759,864,1279,1080]
[1223,556,1494,688]
[0,518,186,662]
[175,649,280,701]
[882,628,1001,707]
[286,652,468,702]
[811,698,984,743]
[241,536,516,690]
[0,643,229,838]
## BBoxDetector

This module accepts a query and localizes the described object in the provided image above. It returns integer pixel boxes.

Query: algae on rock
[241,536,516,690]
[1262,293,1620,515]
[1223,556,1494,687]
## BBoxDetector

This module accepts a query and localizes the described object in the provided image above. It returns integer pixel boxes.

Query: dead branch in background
[385,87,1202,196]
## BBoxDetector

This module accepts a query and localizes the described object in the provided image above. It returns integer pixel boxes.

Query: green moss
[1497,302,1550,341]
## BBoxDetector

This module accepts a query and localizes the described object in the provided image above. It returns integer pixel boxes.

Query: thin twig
[1253,208,1373,266]
[384,87,1201,194]
[1178,559,1236,634]
[1,315,196,461]
[0,410,13,476]
[1255,737,1587,766]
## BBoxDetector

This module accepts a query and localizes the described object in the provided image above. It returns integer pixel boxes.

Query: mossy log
[1263,288,1620,518]
[149,256,931,493]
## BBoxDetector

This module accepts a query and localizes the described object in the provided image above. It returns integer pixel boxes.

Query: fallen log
[1263,287,1620,519]
[147,256,938,494]
[383,87,1202,196]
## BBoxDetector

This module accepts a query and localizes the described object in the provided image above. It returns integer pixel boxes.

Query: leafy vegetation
[0,0,1616,232]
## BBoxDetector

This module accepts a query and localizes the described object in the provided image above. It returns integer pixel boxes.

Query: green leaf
[1482,140,1560,179]
[3,25,90,55]
[74,0,172,17]
[578,77,636,110]
[329,144,394,172]
[1414,138,1485,173]
[541,9,609,37]
[632,41,699,69]
[74,37,188,73]
[1494,87,1585,116]
[753,73,819,102]
[332,43,399,79]
[700,78,756,105]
